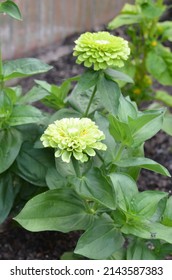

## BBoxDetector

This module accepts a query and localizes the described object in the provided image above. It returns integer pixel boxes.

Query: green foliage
[0,3,172,260]
[3,58,52,81]
[0,0,22,20]
[14,188,94,232]
[107,0,172,112]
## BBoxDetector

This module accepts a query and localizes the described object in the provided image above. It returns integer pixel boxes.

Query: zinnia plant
[1,0,172,260]
[14,28,172,261]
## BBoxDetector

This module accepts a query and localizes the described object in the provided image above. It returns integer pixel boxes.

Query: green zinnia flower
[73,31,130,70]
[40,118,107,163]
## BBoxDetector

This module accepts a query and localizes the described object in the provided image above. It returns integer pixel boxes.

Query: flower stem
[114,144,124,162]
[83,85,97,117]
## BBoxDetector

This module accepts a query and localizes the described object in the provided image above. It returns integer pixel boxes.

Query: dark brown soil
[0,31,172,260]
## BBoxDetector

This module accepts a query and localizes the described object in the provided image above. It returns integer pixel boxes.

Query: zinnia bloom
[40,118,107,163]
[73,31,130,70]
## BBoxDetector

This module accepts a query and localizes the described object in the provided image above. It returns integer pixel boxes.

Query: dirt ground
[0,29,172,259]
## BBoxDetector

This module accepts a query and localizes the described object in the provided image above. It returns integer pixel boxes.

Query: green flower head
[40,118,107,163]
[73,31,130,70]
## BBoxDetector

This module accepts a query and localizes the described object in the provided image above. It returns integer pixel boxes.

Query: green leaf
[67,87,102,115]
[108,14,141,30]
[97,76,120,115]
[141,2,165,19]
[116,157,171,177]
[157,21,172,42]
[109,173,138,212]
[0,0,22,20]
[75,217,124,259]
[129,109,164,147]
[162,196,172,226]
[73,168,116,210]
[0,90,13,122]
[130,191,168,218]
[122,221,172,244]
[74,69,99,93]
[7,105,43,126]
[127,239,156,260]
[155,90,172,107]
[49,108,81,124]
[13,142,53,186]
[18,86,49,104]
[46,166,65,189]
[162,112,172,136]
[36,79,71,110]
[55,157,76,177]
[118,95,137,122]
[60,252,84,260]
[3,58,52,81]
[109,114,133,146]
[14,188,94,232]
[94,112,117,163]
[0,172,16,224]
[146,45,172,86]
[0,127,22,173]
[104,68,134,84]
[4,86,21,105]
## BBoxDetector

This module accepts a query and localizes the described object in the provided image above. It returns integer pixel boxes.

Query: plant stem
[83,85,97,117]
[114,144,124,162]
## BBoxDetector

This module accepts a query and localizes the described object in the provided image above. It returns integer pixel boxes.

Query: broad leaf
[18,86,49,104]
[109,114,133,146]
[109,173,138,211]
[130,191,168,218]
[108,14,141,30]
[162,112,172,136]
[155,90,172,107]
[13,142,53,186]
[162,196,172,226]
[46,166,65,189]
[141,2,165,19]
[157,21,172,42]
[104,68,134,84]
[75,217,124,259]
[117,95,137,122]
[7,105,43,126]
[36,79,71,110]
[116,157,171,177]
[73,168,116,210]
[122,221,172,244]
[67,87,102,115]
[0,0,22,20]
[94,112,117,163]
[129,109,165,147]
[146,45,172,85]
[0,172,16,224]
[49,108,81,124]
[0,127,22,173]
[14,188,94,232]
[74,69,99,93]
[97,75,120,115]
[3,58,52,81]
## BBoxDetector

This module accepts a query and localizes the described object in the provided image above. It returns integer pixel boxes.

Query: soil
[0,29,172,260]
